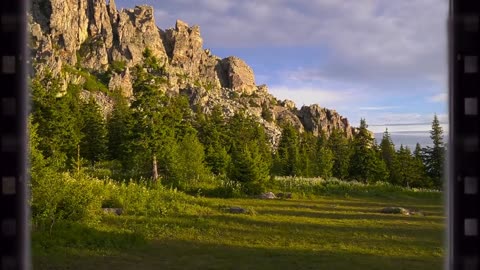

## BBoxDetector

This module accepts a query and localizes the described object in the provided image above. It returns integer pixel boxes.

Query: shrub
[30,170,106,230]
[110,60,127,73]
[271,176,441,198]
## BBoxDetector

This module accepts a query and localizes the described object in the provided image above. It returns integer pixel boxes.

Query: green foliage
[30,171,105,230]
[315,141,334,178]
[394,145,429,188]
[228,144,270,195]
[380,128,397,182]
[175,133,212,189]
[423,114,445,188]
[274,124,300,176]
[80,99,108,164]
[78,36,104,59]
[261,102,274,122]
[349,119,389,183]
[31,75,83,168]
[107,93,136,173]
[272,176,440,198]
[63,65,109,93]
[110,60,127,74]
[142,47,166,75]
[226,112,272,194]
[328,129,352,179]
[131,57,173,182]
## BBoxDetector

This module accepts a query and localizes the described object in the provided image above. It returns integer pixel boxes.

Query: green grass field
[33,193,445,270]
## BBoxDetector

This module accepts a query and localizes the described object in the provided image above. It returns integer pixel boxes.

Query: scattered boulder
[102,208,123,215]
[227,206,247,214]
[258,192,276,199]
[380,207,411,215]
[276,192,292,199]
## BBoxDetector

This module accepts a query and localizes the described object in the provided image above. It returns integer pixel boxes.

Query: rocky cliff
[29,0,359,147]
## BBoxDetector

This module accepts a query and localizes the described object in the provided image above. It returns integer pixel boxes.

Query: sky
[116,0,449,135]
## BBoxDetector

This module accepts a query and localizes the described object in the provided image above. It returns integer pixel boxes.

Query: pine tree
[79,98,108,165]
[423,114,446,188]
[298,132,316,177]
[414,143,423,160]
[380,129,395,168]
[328,129,352,179]
[30,75,83,169]
[274,124,300,176]
[228,143,270,195]
[226,112,272,194]
[349,119,388,183]
[380,128,399,184]
[195,107,230,175]
[393,145,425,188]
[130,49,172,182]
[107,92,135,173]
[176,132,210,189]
[313,131,334,178]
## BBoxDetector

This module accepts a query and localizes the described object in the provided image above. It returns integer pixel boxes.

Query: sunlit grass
[33,192,444,270]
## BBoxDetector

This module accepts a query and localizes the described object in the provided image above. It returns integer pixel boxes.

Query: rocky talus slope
[29,0,358,147]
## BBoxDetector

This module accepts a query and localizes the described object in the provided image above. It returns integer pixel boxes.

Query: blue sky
[116,0,448,134]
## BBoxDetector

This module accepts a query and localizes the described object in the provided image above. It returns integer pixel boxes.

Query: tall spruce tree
[175,132,210,189]
[30,75,83,169]
[130,49,172,182]
[328,129,352,179]
[274,124,300,176]
[349,119,388,183]
[107,92,135,173]
[227,112,271,194]
[423,114,446,188]
[380,128,398,184]
[79,98,108,165]
[314,131,334,178]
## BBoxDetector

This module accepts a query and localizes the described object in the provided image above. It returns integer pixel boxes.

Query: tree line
[29,49,446,195]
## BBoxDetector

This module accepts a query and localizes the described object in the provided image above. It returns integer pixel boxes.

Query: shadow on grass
[34,236,442,270]
[32,220,147,254]
[257,209,445,222]
[232,198,444,216]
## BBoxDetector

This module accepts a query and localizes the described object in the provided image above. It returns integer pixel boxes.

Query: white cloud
[268,85,364,110]
[369,123,449,134]
[428,93,448,103]
[359,106,400,111]
[127,0,448,92]
[117,0,449,132]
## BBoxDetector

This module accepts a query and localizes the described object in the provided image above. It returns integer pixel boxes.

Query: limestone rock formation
[112,5,168,67]
[29,0,361,147]
[163,20,224,92]
[297,104,354,138]
[221,56,256,95]
[108,68,133,98]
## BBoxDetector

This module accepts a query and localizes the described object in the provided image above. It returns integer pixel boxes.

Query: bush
[110,60,127,73]
[30,170,106,230]
[271,176,441,198]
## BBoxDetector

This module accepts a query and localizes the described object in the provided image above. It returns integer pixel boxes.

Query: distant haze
[373,132,446,150]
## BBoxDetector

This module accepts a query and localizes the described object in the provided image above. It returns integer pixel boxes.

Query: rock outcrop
[297,105,355,138]
[108,67,133,98]
[221,56,256,95]
[29,0,360,148]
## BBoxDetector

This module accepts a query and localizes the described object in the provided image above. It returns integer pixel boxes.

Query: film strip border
[450,1,480,270]
[0,1,29,270]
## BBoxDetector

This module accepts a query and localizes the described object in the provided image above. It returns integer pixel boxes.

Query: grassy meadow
[32,175,445,270]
